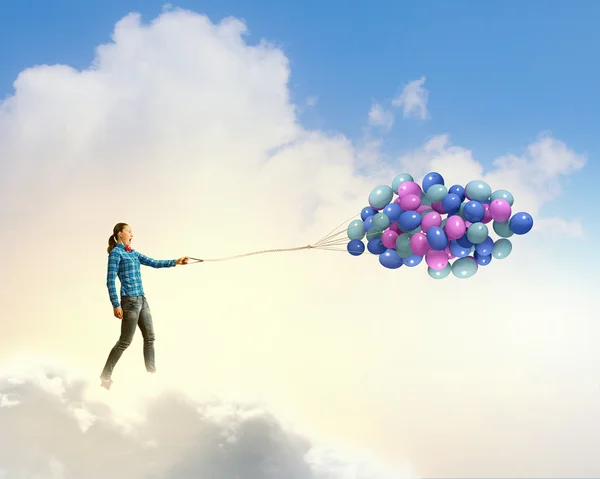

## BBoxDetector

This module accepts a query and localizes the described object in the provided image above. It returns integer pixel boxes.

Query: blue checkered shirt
[106,243,176,308]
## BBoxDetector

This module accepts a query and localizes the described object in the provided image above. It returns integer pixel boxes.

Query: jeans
[100,296,156,380]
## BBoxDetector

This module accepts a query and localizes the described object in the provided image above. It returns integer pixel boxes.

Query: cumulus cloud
[395,133,587,227]
[392,76,428,119]
[0,362,414,479]
[0,7,597,478]
[367,103,394,131]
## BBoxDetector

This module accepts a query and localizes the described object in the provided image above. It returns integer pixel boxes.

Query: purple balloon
[389,222,402,234]
[399,193,421,211]
[431,202,445,213]
[489,199,512,222]
[410,232,431,256]
[445,245,456,259]
[482,203,493,224]
[397,181,423,199]
[416,205,431,214]
[382,229,399,249]
[444,215,466,240]
[426,249,448,271]
[421,211,442,233]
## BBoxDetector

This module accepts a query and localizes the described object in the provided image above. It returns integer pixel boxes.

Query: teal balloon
[490,189,514,206]
[408,226,422,235]
[428,263,451,279]
[420,195,432,207]
[441,218,447,229]
[392,173,414,194]
[420,208,435,217]
[372,213,390,230]
[425,184,448,203]
[457,202,466,219]
[347,220,366,240]
[451,257,478,279]
[465,180,492,202]
[366,227,384,241]
[466,222,488,244]
[492,238,512,259]
[395,233,413,258]
[369,185,394,210]
[492,220,514,238]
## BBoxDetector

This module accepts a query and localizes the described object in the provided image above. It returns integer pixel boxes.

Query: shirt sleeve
[106,250,121,308]
[137,252,176,268]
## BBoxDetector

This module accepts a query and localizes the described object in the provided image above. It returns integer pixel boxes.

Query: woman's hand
[113,306,123,319]
[176,256,192,265]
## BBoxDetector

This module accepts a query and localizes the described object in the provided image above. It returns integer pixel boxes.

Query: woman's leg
[137,296,156,373]
[100,296,141,382]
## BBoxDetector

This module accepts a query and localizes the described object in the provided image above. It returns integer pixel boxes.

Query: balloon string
[188,213,359,263]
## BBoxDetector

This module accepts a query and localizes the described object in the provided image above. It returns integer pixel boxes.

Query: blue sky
[2,0,598,226]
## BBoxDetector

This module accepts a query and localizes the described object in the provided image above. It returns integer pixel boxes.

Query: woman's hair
[107,223,128,254]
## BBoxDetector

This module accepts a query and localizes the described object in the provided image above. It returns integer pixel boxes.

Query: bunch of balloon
[346,172,533,279]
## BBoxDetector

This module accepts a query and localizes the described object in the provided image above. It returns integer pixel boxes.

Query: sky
[0,1,599,478]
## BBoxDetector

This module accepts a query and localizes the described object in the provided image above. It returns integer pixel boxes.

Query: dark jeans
[100,296,156,380]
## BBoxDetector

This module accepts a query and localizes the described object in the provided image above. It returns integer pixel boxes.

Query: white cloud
[392,76,429,119]
[0,7,597,478]
[396,132,587,226]
[0,363,415,479]
[368,102,394,130]
[307,95,318,106]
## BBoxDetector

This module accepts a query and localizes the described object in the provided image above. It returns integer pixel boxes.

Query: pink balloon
[416,205,431,214]
[489,199,512,222]
[382,230,399,249]
[389,222,401,234]
[445,245,456,259]
[421,211,442,233]
[465,221,472,228]
[399,193,421,211]
[444,215,466,240]
[431,202,445,213]
[393,197,403,207]
[482,203,493,224]
[397,181,423,199]
[410,232,430,256]
[426,250,448,271]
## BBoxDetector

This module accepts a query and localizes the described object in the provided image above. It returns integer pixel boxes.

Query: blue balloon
[509,212,534,235]
[422,172,445,192]
[463,200,485,223]
[456,234,474,248]
[449,239,471,258]
[367,238,387,255]
[397,211,422,231]
[383,203,403,222]
[426,226,448,251]
[441,193,461,215]
[379,249,404,269]
[403,254,423,267]
[474,236,494,256]
[364,215,375,231]
[448,184,465,202]
[474,251,492,266]
[361,206,377,221]
[347,240,365,256]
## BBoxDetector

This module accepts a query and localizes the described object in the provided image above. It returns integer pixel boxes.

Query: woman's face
[118,225,133,247]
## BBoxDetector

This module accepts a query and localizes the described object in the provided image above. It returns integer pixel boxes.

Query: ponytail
[107,222,128,254]
[107,235,117,254]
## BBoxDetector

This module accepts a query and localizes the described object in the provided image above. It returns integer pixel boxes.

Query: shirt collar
[116,243,133,252]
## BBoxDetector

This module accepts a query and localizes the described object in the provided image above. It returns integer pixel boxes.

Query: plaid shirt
[106,243,176,308]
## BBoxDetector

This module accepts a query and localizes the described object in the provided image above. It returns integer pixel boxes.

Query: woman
[100,222,197,390]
